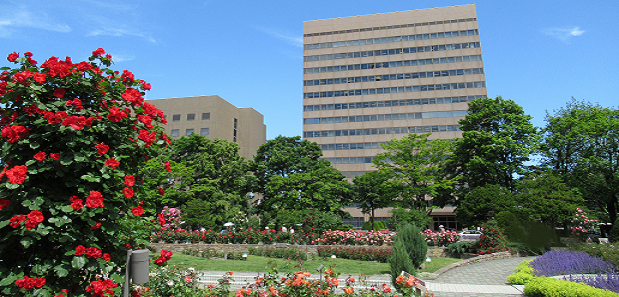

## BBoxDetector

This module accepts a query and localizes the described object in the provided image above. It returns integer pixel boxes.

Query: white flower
[188,267,195,271]
[167,280,174,286]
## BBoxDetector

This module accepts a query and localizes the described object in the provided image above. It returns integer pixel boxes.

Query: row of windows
[303,81,486,99]
[341,171,369,179]
[170,128,209,137]
[303,95,484,112]
[304,29,478,50]
[321,142,384,151]
[304,55,482,74]
[303,17,477,37]
[303,42,481,62]
[303,110,467,125]
[323,156,375,165]
[304,68,483,87]
[303,124,461,138]
[169,112,210,122]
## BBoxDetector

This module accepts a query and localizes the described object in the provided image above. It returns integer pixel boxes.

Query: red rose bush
[0,50,171,296]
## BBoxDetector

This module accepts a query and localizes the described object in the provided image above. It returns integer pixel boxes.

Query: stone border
[424,251,519,279]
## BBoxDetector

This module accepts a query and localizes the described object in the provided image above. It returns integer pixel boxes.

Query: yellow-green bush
[507,259,535,285]
[523,277,619,297]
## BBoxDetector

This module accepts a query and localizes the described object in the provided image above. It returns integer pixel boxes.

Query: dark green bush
[389,240,415,288]
[445,241,477,254]
[496,211,526,242]
[247,247,305,261]
[609,218,619,243]
[398,223,427,269]
[316,245,392,262]
[362,220,387,231]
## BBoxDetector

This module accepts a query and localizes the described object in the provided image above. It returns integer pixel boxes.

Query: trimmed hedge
[507,259,535,285]
[523,277,618,297]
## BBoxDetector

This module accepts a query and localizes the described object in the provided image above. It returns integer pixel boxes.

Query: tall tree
[252,136,352,216]
[373,133,458,210]
[456,184,515,226]
[542,99,619,223]
[450,96,539,194]
[353,170,397,230]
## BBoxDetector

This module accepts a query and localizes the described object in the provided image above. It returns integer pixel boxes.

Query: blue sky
[1,0,617,140]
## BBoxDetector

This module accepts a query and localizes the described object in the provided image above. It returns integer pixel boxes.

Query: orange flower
[228,271,234,275]
[342,287,354,294]
[396,274,405,285]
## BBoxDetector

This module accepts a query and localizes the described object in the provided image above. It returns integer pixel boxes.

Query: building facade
[302,5,487,229]
[149,95,266,160]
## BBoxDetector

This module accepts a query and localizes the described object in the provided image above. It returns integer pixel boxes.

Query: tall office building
[302,5,487,229]
[149,95,266,160]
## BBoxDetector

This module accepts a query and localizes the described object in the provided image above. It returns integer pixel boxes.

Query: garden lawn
[157,253,462,276]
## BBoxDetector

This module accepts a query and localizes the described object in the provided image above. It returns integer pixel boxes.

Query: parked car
[458,230,483,241]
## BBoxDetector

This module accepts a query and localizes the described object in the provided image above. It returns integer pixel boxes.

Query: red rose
[154,258,164,266]
[141,81,151,90]
[75,245,86,256]
[124,175,135,187]
[6,165,28,184]
[158,188,165,196]
[1,125,30,143]
[85,247,102,259]
[102,253,111,261]
[86,190,104,208]
[54,88,66,98]
[10,215,25,228]
[33,72,46,84]
[33,152,46,162]
[92,48,106,56]
[158,214,166,226]
[104,158,120,169]
[123,187,134,198]
[163,161,171,172]
[7,52,19,62]
[121,88,142,105]
[0,198,10,209]
[138,129,156,147]
[61,115,87,130]
[91,222,102,229]
[107,106,127,122]
[50,153,60,160]
[95,143,109,155]
[25,210,44,229]
[131,206,144,216]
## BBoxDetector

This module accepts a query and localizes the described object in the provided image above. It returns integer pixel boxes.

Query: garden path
[423,256,537,297]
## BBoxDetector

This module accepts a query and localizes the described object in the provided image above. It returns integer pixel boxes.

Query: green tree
[352,170,397,230]
[515,170,585,227]
[143,134,255,228]
[0,50,169,295]
[252,136,352,217]
[450,96,539,194]
[373,133,458,210]
[387,207,432,230]
[542,99,619,223]
[456,184,515,227]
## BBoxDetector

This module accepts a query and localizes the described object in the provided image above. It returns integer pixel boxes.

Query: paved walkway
[423,256,536,297]
[198,256,536,296]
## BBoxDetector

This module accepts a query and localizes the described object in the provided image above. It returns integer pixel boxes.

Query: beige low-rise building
[148,95,266,160]
[303,5,486,230]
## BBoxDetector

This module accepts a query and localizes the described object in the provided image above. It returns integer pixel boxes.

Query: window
[171,129,179,137]
[201,112,210,120]
[185,129,194,136]
[172,114,180,122]
[200,128,209,136]
[187,113,195,121]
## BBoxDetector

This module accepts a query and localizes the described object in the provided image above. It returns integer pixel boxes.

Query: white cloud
[542,26,585,43]
[108,53,135,63]
[88,27,156,43]
[0,4,71,36]
[256,27,303,48]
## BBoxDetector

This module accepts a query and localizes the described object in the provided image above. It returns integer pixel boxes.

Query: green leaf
[29,141,41,149]
[25,159,36,166]
[74,154,85,162]
[0,220,9,229]
[72,256,86,269]
[60,205,74,213]
[80,174,101,183]
[0,274,19,286]
[33,287,52,297]
[6,183,19,190]
[20,237,33,248]
[54,265,69,277]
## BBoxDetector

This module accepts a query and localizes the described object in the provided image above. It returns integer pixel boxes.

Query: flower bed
[317,245,393,262]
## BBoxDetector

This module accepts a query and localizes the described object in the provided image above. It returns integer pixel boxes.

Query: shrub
[610,218,619,243]
[507,260,535,285]
[247,247,305,261]
[421,229,460,246]
[477,220,509,255]
[136,265,207,296]
[316,245,392,262]
[445,241,477,254]
[496,210,526,242]
[524,276,618,297]
[565,272,619,293]
[389,240,416,288]
[0,50,169,296]
[531,250,615,277]
[362,220,386,231]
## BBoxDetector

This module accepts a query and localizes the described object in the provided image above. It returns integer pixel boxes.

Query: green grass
[160,253,462,276]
